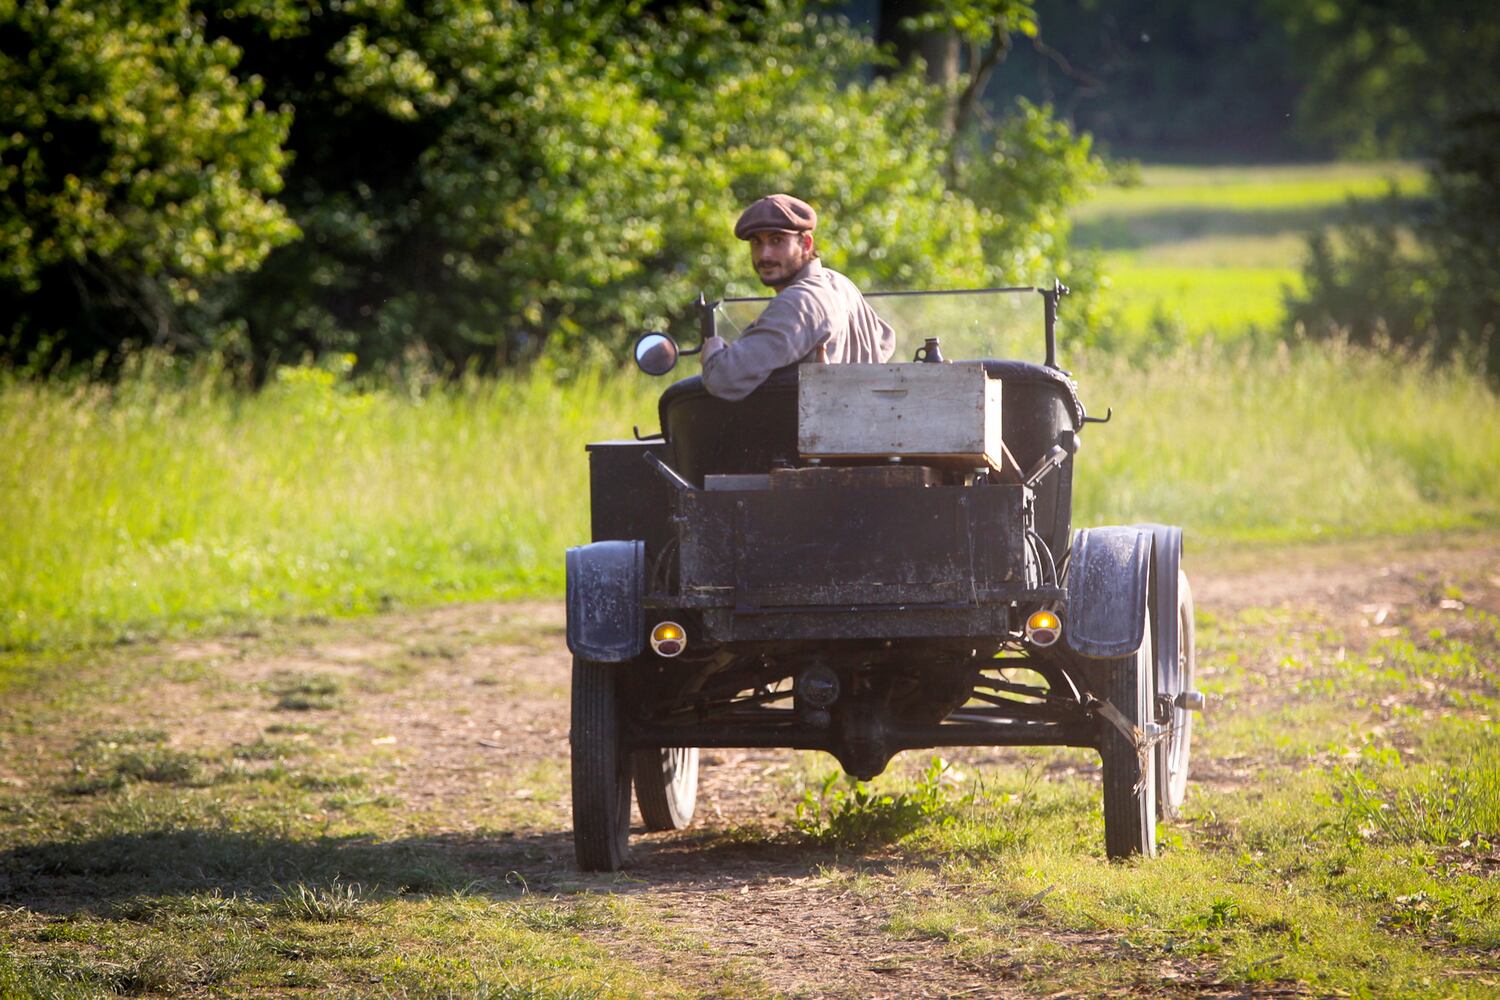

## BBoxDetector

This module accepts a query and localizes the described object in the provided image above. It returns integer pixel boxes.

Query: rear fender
[1063,527,1152,659]
[566,540,645,663]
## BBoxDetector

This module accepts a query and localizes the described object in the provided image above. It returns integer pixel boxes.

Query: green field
[1077,162,1428,342]
[5,342,1500,660]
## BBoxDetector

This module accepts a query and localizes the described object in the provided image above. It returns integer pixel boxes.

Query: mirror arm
[694,291,719,355]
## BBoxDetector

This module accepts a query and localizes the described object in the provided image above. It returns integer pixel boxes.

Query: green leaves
[1,0,1103,371]
[0,0,296,291]
[902,0,1039,43]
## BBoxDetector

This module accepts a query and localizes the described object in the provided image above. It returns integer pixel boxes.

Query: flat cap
[734,194,817,240]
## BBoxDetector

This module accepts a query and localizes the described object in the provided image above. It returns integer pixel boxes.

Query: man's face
[748,230,813,288]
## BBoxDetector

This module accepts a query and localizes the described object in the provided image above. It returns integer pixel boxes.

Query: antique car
[565,282,1202,871]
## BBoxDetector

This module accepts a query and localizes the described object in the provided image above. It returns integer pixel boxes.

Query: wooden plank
[769,465,942,490]
[798,363,1004,469]
[704,474,771,491]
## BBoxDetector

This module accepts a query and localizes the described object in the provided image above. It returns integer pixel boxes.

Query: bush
[1287,111,1500,378]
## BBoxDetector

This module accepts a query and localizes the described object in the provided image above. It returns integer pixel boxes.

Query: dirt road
[2,535,1497,997]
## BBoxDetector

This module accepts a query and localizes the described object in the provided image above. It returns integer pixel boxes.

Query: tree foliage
[1288,113,1500,377]
[0,0,1105,373]
[0,0,297,363]
[1278,0,1500,158]
[1283,0,1500,376]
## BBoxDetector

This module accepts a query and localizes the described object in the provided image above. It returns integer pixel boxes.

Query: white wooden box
[798,362,1004,470]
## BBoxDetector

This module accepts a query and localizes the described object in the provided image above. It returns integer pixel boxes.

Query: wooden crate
[798,363,1004,470]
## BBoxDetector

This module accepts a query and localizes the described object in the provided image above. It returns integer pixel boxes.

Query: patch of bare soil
[5,541,1497,998]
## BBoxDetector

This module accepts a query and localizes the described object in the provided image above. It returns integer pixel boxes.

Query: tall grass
[4,342,1498,654]
[1072,339,1500,541]
[1,355,660,653]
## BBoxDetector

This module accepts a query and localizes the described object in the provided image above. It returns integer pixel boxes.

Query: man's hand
[701,335,728,364]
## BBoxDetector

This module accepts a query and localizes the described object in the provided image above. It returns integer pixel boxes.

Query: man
[700,194,896,401]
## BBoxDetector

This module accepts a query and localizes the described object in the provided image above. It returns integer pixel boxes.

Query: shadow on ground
[0,823,847,915]
[1074,198,1422,251]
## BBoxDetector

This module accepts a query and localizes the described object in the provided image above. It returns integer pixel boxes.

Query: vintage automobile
[565,282,1202,871]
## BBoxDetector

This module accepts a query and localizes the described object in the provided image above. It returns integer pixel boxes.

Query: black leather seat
[658,368,800,486]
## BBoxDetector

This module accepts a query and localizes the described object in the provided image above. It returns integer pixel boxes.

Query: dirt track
[4,536,1498,997]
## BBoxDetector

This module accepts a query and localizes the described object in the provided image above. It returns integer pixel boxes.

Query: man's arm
[701,290,827,401]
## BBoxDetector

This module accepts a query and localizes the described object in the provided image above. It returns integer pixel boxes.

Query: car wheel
[633,747,699,831]
[1156,570,1195,819]
[570,656,631,871]
[1099,609,1158,860]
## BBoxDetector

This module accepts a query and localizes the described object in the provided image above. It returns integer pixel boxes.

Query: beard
[756,248,813,287]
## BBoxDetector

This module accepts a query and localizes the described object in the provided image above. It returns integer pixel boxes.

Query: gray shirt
[700,259,897,401]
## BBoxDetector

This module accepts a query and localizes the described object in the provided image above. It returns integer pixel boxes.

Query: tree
[209,0,1105,369]
[877,0,1039,142]
[1278,0,1500,157]
[1,0,1106,373]
[1284,1,1500,375]
[1288,114,1500,376]
[0,0,296,366]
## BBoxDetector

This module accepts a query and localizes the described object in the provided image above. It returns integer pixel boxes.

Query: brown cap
[734,194,817,240]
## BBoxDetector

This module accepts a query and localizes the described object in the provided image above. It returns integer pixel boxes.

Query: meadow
[4,339,1499,661]
[0,536,1494,997]
[1077,161,1428,342]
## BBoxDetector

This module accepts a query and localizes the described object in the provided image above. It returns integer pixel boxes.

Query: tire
[1099,610,1158,860]
[633,747,699,831]
[570,656,631,871]
[1156,571,1196,820]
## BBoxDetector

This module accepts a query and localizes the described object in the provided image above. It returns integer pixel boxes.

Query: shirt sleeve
[701,289,828,401]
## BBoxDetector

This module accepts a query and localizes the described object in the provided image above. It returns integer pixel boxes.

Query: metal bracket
[644,451,693,491]
[1086,694,1174,794]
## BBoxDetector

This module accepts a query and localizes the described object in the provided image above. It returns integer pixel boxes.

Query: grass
[804,580,1500,997]
[4,336,1499,662]
[1073,339,1500,542]
[0,602,710,998]
[1076,161,1428,344]
[0,355,662,662]
[1,538,1494,996]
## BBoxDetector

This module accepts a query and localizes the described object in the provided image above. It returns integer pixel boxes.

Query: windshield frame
[695,283,1067,369]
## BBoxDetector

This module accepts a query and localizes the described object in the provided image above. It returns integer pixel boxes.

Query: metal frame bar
[626,717,1094,751]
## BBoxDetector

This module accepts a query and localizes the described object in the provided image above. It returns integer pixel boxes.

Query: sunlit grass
[1079,161,1427,217]
[1096,263,1300,336]
[0,357,660,658]
[4,341,1499,658]
[1076,161,1426,345]
[819,601,1500,998]
[1073,341,1500,542]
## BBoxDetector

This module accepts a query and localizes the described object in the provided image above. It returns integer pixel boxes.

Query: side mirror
[633,332,679,376]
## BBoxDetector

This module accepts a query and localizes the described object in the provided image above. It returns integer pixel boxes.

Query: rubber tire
[570,656,631,871]
[1100,611,1158,860]
[633,747,699,831]
[1156,571,1196,820]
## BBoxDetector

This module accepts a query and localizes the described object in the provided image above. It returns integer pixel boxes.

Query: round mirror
[633,332,679,376]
